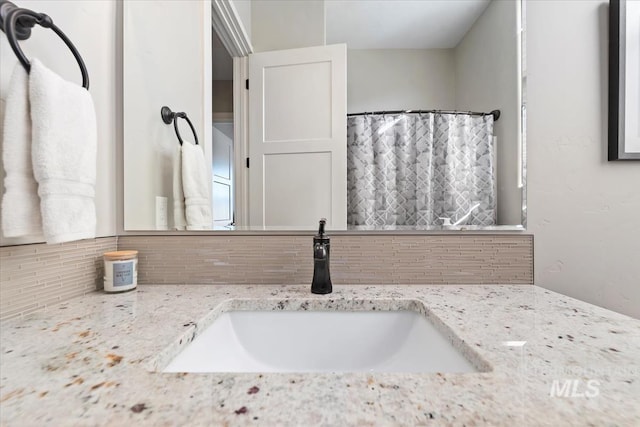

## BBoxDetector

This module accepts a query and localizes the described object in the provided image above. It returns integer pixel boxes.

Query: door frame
[232,57,250,227]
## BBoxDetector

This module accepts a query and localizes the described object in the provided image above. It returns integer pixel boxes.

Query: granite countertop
[1,284,639,426]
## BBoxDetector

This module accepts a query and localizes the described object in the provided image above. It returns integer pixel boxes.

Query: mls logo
[549,379,600,398]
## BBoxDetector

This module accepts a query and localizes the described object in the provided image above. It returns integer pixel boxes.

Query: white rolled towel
[29,59,97,244]
[1,64,42,238]
[181,142,211,230]
[172,145,186,230]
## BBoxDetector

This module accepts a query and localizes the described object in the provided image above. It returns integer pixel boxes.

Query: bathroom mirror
[122,0,525,232]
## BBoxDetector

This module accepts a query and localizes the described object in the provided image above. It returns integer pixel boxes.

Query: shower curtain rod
[347,109,501,121]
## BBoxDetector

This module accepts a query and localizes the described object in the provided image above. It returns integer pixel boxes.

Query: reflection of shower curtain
[347,113,496,227]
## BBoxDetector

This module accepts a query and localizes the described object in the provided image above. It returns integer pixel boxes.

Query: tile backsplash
[0,237,117,320]
[0,234,532,320]
[119,234,533,286]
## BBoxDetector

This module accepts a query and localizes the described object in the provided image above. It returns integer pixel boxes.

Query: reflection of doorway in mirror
[212,121,234,229]
[212,29,235,230]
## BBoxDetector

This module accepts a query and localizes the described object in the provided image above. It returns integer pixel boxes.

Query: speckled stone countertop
[1,285,639,426]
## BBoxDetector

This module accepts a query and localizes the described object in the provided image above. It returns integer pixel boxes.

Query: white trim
[515,0,523,189]
[211,0,253,57]
[202,1,213,226]
[233,56,250,227]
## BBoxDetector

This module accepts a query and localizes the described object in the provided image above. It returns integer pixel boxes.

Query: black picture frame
[609,0,640,160]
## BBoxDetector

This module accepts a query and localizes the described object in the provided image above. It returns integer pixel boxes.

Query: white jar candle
[103,250,138,293]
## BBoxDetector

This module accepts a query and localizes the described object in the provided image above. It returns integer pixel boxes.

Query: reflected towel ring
[4,7,90,89]
[161,106,199,146]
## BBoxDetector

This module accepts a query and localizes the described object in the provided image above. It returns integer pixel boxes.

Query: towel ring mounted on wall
[0,0,90,89]
[161,106,199,146]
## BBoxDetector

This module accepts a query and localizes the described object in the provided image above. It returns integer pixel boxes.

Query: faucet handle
[317,218,327,237]
[438,217,452,226]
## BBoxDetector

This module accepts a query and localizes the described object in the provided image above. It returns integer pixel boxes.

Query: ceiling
[214,0,493,76]
[325,0,491,49]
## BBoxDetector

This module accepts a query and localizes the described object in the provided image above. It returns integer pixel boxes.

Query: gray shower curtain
[347,112,496,228]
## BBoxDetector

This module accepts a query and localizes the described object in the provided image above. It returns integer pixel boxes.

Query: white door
[249,44,347,230]
[212,122,234,229]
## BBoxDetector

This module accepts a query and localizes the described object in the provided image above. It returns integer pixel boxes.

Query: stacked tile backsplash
[0,237,117,320]
[118,235,533,286]
[1,234,533,320]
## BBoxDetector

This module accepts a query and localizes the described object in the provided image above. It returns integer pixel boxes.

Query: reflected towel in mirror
[181,142,212,230]
[172,146,186,230]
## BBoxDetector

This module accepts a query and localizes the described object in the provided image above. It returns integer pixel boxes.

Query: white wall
[251,0,324,52]
[455,0,521,225]
[528,0,640,319]
[0,0,117,246]
[347,49,456,113]
[123,0,211,230]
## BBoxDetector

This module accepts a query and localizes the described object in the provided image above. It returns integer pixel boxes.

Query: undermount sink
[163,309,483,373]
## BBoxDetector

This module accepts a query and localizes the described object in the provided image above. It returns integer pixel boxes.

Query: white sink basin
[163,310,481,373]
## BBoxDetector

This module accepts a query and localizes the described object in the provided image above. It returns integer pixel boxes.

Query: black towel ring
[3,6,90,89]
[161,106,199,146]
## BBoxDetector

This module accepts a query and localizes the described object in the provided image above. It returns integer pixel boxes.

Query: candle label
[113,262,134,286]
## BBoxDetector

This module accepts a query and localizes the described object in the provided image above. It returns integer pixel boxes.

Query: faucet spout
[311,219,332,294]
